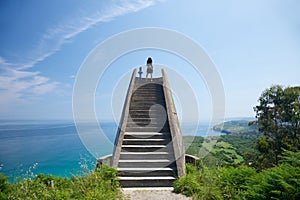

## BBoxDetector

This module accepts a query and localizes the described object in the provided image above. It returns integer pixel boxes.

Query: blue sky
[0,0,299,122]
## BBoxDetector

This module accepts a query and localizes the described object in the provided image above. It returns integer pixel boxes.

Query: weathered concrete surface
[162,69,186,177]
[122,189,192,200]
[112,69,137,167]
[96,154,112,168]
[110,69,186,187]
[185,154,200,165]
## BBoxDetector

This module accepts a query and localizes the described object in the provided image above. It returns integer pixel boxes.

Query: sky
[0,0,299,123]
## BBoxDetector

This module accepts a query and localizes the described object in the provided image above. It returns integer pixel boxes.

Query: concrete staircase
[117,78,177,187]
[111,69,185,188]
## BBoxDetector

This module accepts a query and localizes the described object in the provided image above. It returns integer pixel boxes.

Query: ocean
[0,120,221,182]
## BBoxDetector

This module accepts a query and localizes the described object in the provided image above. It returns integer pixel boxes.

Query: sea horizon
[0,118,251,182]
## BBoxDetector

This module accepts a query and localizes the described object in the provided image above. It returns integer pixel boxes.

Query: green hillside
[184,120,260,167]
[213,120,258,134]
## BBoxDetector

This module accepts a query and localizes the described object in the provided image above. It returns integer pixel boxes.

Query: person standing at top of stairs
[146,57,153,81]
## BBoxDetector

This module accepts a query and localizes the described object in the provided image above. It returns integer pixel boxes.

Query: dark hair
[146,57,152,64]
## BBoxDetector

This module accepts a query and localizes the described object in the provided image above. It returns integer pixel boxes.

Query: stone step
[130,101,165,105]
[134,86,161,89]
[123,138,169,145]
[118,159,175,168]
[134,89,164,92]
[130,101,165,104]
[127,116,167,120]
[134,89,162,92]
[127,120,166,126]
[134,89,162,93]
[126,123,168,128]
[127,116,168,123]
[127,122,169,128]
[136,85,162,89]
[134,88,161,91]
[126,121,167,127]
[121,144,171,152]
[126,123,167,128]
[130,101,164,105]
[118,176,176,187]
[131,97,164,100]
[134,85,162,88]
[132,95,163,99]
[127,117,166,122]
[135,81,162,84]
[129,105,166,110]
[129,107,166,112]
[129,111,164,115]
[128,111,166,116]
[132,92,163,96]
[118,167,176,177]
[123,135,170,140]
[129,106,166,111]
[119,176,175,180]
[125,127,169,133]
[128,116,164,120]
[119,152,173,160]
[125,126,170,132]
[131,94,164,98]
[131,101,164,105]
[136,84,162,87]
[124,132,171,139]
[113,76,181,188]
[129,109,165,113]
[134,83,161,86]
[127,118,161,123]
[128,117,167,122]
[131,93,165,101]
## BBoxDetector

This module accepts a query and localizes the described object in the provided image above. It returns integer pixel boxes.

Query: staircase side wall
[111,69,137,167]
[161,69,186,177]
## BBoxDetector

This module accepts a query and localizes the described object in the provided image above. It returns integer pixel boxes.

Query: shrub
[174,160,300,200]
[173,174,201,197]
[1,165,122,200]
[218,166,256,199]
[243,164,300,200]
[174,164,222,199]
[0,173,12,199]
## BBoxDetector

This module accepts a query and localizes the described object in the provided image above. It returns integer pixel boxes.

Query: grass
[0,165,123,200]
[173,151,300,200]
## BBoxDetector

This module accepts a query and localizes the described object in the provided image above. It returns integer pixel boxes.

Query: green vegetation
[184,136,204,156]
[185,129,260,167]
[178,85,300,199]
[1,85,298,199]
[174,151,300,199]
[213,120,259,134]
[0,165,122,200]
[253,85,300,168]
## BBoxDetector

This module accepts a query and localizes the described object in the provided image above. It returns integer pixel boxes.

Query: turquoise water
[0,120,221,181]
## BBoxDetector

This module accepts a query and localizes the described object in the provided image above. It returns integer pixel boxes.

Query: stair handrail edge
[161,69,186,177]
[111,68,137,167]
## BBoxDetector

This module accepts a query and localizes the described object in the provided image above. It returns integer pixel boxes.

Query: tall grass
[173,151,300,200]
[0,165,122,200]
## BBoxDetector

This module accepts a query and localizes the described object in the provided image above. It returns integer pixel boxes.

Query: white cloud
[32,82,58,95]
[16,0,158,70]
[0,57,58,104]
[0,69,57,95]
[0,0,158,104]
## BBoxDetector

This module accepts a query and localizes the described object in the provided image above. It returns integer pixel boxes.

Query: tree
[253,85,300,167]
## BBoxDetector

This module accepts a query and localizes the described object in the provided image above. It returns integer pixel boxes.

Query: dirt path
[122,188,192,200]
